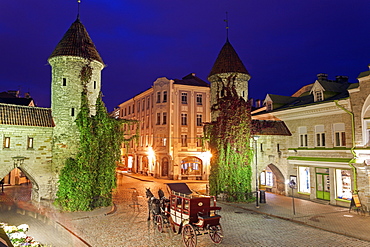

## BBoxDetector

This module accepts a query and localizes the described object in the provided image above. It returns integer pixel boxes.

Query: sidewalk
[1,174,370,245]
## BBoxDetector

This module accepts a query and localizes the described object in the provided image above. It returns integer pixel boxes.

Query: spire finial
[224,12,229,41]
[77,0,81,20]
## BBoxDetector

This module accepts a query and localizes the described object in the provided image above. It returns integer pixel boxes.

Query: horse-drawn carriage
[146,183,223,247]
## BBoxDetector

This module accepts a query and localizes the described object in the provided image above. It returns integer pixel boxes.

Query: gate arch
[261,164,285,195]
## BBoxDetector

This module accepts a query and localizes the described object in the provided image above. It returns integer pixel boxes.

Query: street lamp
[253,135,260,208]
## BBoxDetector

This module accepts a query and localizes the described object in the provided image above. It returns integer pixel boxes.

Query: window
[124,108,127,116]
[196,114,202,126]
[277,143,280,153]
[163,137,167,147]
[181,135,187,147]
[27,137,34,149]
[196,94,202,105]
[314,91,323,102]
[163,91,167,103]
[298,126,308,147]
[181,113,187,125]
[128,106,131,115]
[260,143,264,152]
[298,167,310,193]
[162,112,167,125]
[142,99,145,111]
[156,92,161,103]
[4,137,10,148]
[334,123,346,147]
[71,108,75,117]
[315,125,326,147]
[147,97,150,109]
[94,81,96,89]
[137,102,140,112]
[266,101,272,111]
[62,78,66,86]
[156,113,161,125]
[181,92,188,104]
[336,169,352,201]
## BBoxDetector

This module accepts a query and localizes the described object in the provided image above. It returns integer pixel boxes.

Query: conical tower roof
[49,18,104,64]
[208,40,249,78]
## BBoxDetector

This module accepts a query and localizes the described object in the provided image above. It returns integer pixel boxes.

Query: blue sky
[0,0,369,111]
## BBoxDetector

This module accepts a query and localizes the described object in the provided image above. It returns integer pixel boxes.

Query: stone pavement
[1,174,370,246]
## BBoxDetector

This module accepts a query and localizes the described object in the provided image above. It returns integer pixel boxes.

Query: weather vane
[77,0,81,19]
[224,12,229,41]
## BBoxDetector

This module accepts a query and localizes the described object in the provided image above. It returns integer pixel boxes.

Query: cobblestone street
[2,174,370,246]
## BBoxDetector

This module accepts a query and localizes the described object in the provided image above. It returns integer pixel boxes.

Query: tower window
[71,108,75,117]
[62,78,67,86]
[27,137,34,149]
[94,81,97,89]
[4,137,10,148]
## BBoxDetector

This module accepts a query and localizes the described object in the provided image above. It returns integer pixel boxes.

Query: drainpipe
[334,100,358,193]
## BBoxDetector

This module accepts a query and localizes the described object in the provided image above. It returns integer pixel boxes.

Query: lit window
[298,167,310,193]
[196,94,202,105]
[181,92,188,104]
[27,137,34,149]
[336,169,352,201]
[4,137,10,148]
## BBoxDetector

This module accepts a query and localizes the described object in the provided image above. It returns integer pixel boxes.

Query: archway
[260,164,285,195]
[181,156,202,178]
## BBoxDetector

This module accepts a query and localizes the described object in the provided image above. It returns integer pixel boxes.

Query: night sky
[1,1,370,111]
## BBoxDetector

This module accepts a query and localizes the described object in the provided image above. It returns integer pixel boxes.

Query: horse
[145,188,160,221]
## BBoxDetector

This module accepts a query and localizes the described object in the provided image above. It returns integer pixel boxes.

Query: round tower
[48,17,104,172]
[208,39,250,121]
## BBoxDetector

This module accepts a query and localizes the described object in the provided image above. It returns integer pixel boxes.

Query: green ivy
[55,64,132,211]
[206,75,254,202]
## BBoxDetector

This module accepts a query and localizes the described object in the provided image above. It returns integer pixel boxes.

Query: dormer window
[266,101,272,111]
[314,90,323,102]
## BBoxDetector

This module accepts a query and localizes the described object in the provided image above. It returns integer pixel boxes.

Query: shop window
[336,169,352,201]
[298,167,310,193]
[181,157,202,175]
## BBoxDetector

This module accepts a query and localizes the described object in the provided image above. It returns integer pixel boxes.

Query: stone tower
[208,39,250,121]
[48,17,104,174]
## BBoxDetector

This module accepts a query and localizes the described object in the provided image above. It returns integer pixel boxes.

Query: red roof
[49,18,103,64]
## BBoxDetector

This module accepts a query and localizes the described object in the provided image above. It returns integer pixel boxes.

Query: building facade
[114,74,212,180]
[253,72,370,210]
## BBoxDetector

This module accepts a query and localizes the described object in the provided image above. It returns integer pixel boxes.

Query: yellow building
[114,73,211,180]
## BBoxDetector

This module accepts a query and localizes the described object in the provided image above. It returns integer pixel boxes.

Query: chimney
[256,99,261,108]
[335,75,348,83]
[317,73,328,81]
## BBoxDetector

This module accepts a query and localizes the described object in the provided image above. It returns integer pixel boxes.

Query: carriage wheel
[182,224,197,247]
[155,215,164,233]
[209,224,223,244]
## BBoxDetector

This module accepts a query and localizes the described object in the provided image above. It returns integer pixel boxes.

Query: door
[316,171,330,200]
